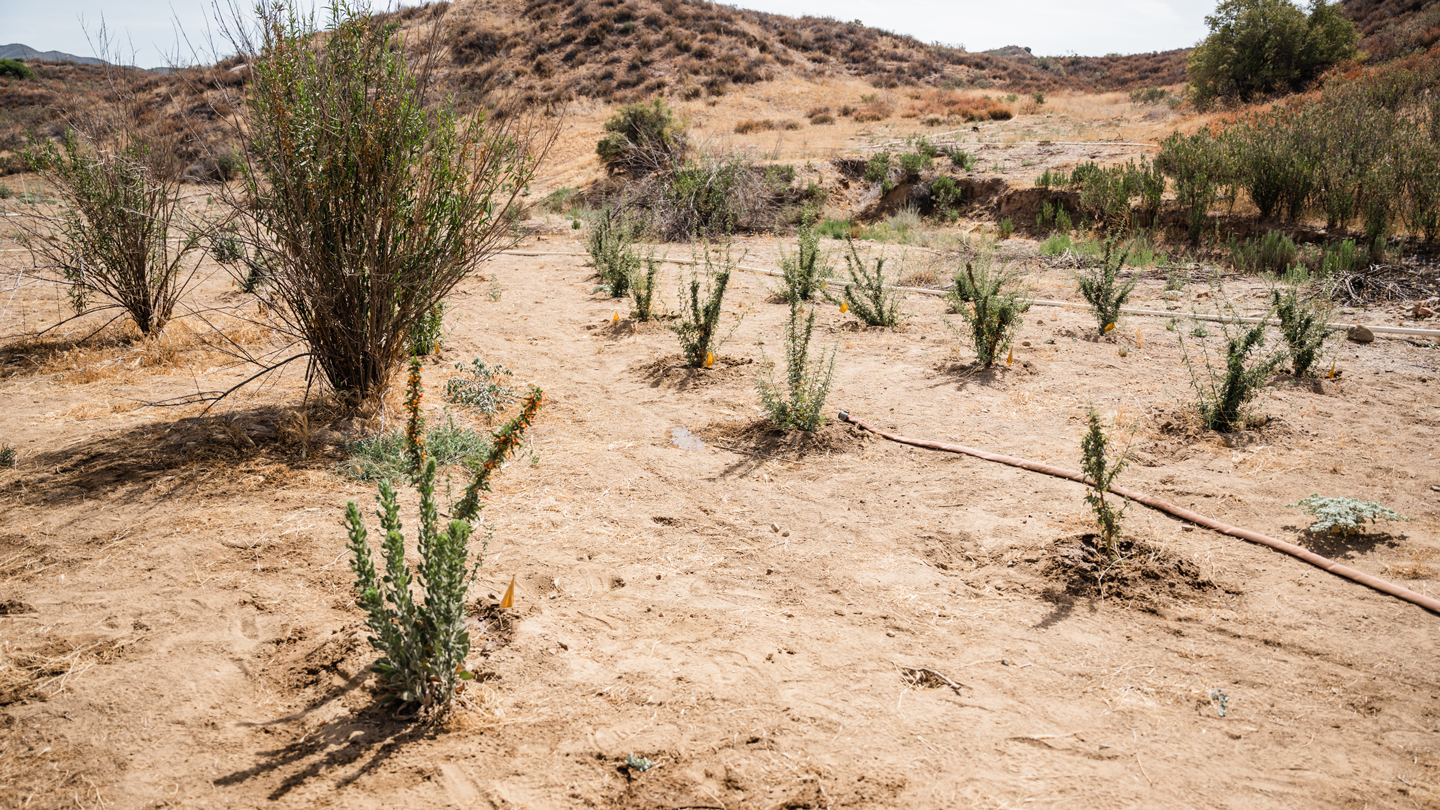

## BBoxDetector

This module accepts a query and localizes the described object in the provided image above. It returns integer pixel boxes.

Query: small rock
[1413,304,1433,319]
[1346,324,1375,343]
[770,523,780,533]
[885,630,896,637]
[312,429,346,446]
[781,530,790,537]
[1001,658,1011,666]
[1118,346,1129,357]
[1021,341,1031,347]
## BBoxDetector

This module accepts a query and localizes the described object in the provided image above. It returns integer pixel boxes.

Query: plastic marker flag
[612,311,619,324]
[1104,322,1116,333]
[1328,359,1337,379]
[1006,346,1014,366]
[499,576,516,609]
[840,301,849,313]
[704,351,715,368]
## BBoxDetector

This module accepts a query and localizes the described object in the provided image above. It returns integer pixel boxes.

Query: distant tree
[596,97,686,176]
[0,59,36,80]
[1187,0,1359,109]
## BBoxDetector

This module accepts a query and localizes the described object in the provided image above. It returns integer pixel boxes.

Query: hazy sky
[0,0,1219,69]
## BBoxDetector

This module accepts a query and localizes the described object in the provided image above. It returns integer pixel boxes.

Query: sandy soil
[2,206,1439,809]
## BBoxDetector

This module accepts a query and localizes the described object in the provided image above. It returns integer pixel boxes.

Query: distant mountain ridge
[0,44,107,66]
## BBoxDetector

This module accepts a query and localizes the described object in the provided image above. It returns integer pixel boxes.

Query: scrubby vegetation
[756,301,837,431]
[947,259,1030,367]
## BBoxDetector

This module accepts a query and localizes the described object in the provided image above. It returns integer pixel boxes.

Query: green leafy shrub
[226,0,538,403]
[837,239,903,327]
[948,149,976,171]
[1039,232,1098,257]
[756,301,838,431]
[408,301,446,356]
[1320,238,1365,275]
[443,358,517,417]
[816,218,856,240]
[1226,111,1315,221]
[1227,231,1299,275]
[1081,409,1128,561]
[1287,495,1410,535]
[1270,286,1331,376]
[1179,310,1282,432]
[655,156,751,240]
[1076,239,1137,334]
[628,256,662,321]
[929,177,964,218]
[947,259,1030,367]
[0,59,36,81]
[586,207,640,297]
[21,129,201,336]
[863,151,893,188]
[596,97,686,176]
[1157,128,1229,243]
[539,186,578,214]
[778,207,831,303]
[1187,0,1358,109]
[672,245,736,366]
[998,218,1014,239]
[345,386,542,715]
[0,444,15,468]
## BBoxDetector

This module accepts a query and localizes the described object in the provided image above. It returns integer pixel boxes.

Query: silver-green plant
[345,458,479,714]
[836,238,902,327]
[757,301,838,431]
[1287,495,1410,535]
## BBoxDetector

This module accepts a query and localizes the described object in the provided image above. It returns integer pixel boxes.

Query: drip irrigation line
[498,250,1440,338]
[837,410,1440,616]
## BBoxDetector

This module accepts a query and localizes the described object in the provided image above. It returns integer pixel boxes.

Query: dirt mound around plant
[697,417,875,460]
[1041,533,1229,609]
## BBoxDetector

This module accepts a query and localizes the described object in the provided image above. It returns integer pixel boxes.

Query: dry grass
[2,311,277,384]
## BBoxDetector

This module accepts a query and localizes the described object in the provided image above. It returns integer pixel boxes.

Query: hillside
[0,43,106,66]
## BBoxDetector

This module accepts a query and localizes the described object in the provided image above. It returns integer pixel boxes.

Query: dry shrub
[735,119,776,134]
[907,89,1015,122]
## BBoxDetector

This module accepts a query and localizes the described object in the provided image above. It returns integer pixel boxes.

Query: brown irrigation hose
[838,411,1440,616]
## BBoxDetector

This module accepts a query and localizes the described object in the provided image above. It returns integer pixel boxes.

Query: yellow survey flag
[1006,346,1014,366]
[1104,322,1116,333]
[612,311,619,324]
[840,301,849,313]
[499,576,515,609]
[704,351,715,368]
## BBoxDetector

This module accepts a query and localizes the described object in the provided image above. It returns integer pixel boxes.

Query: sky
[0,0,1220,70]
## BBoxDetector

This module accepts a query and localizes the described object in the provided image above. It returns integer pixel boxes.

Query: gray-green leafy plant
[757,301,838,431]
[947,259,1030,367]
[442,358,516,417]
[1287,495,1410,535]
[218,0,543,404]
[1075,238,1137,335]
[1179,307,1282,432]
[1081,409,1128,561]
[836,239,903,327]
[672,245,736,366]
[345,458,479,714]
[1270,286,1331,376]
[587,206,640,297]
[778,206,831,303]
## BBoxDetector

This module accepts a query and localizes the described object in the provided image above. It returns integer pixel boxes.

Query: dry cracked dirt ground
[1,225,1439,809]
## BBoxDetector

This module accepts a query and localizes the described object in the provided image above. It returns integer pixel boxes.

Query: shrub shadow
[1289,526,1405,560]
[17,405,343,507]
